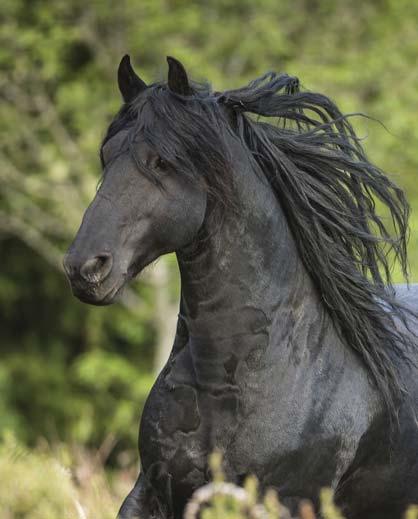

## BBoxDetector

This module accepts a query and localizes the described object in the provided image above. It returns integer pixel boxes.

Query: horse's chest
[138,337,268,485]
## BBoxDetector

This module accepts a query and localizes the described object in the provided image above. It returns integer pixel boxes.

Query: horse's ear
[167,56,193,96]
[118,54,147,103]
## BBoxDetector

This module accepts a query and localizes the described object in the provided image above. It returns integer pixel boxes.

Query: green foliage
[0,434,82,519]
[1,0,418,461]
[0,238,155,453]
[0,434,131,519]
[72,350,154,445]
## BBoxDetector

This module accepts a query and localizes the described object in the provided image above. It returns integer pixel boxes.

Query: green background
[1,0,418,465]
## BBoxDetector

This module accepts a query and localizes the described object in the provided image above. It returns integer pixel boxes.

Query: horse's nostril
[80,253,113,283]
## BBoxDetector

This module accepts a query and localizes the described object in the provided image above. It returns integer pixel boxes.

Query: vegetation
[1,0,418,514]
[2,442,418,519]
[0,434,132,518]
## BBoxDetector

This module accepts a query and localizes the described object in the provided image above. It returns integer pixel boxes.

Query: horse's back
[393,283,418,409]
[392,283,418,341]
[395,283,418,307]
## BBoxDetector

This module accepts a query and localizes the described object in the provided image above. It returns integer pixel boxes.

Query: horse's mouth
[71,279,125,306]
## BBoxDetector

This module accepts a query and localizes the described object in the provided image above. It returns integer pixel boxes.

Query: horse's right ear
[117,55,147,103]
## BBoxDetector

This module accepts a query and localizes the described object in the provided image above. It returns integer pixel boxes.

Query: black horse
[64,56,418,519]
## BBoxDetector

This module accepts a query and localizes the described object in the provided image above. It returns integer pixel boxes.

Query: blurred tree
[0,0,181,455]
[0,0,417,459]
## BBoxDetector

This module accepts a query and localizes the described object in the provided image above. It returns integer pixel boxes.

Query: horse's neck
[176,155,325,358]
[175,151,380,448]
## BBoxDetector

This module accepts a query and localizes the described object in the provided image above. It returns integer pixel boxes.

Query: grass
[2,437,418,519]
[0,433,133,519]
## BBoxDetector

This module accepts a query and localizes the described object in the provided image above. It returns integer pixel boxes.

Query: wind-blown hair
[102,71,415,418]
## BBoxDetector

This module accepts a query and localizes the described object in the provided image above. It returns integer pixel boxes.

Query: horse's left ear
[118,54,147,103]
[167,56,193,96]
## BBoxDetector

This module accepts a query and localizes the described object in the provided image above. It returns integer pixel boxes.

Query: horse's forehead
[102,129,130,160]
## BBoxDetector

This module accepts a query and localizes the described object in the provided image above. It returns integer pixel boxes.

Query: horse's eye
[155,157,168,171]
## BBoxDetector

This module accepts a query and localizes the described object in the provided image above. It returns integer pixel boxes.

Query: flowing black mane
[102,71,415,418]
